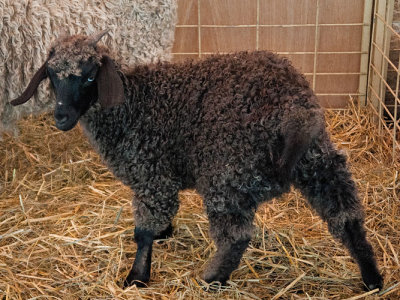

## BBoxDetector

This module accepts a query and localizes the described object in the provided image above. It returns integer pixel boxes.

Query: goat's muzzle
[54,104,80,131]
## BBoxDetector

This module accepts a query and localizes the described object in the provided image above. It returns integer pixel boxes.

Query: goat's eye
[87,76,95,82]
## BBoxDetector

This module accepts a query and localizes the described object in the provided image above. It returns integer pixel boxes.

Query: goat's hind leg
[202,189,256,287]
[293,143,383,291]
[279,106,324,181]
[124,192,179,288]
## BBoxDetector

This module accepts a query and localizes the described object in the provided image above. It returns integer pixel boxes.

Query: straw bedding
[0,102,399,299]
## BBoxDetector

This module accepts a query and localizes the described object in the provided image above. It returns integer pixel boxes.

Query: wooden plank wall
[172,0,366,108]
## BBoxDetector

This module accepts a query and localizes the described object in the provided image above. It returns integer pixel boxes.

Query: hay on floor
[0,102,399,299]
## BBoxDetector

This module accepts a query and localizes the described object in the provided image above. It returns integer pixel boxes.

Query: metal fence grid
[367,0,400,161]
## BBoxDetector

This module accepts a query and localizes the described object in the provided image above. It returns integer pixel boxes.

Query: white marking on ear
[57,102,63,106]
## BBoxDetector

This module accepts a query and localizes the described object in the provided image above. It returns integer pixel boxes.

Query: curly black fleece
[47,42,381,289]
[81,51,324,231]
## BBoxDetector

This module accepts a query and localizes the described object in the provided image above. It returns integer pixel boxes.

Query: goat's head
[10,30,125,131]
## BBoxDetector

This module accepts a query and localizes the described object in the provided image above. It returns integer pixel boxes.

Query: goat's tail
[278,107,324,180]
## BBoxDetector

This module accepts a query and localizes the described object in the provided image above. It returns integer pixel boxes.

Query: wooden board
[173,0,370,108]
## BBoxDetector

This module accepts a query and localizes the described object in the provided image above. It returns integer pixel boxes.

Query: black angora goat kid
[11,31,383,292]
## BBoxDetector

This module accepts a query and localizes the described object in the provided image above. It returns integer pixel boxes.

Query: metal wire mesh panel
[367,0,400,160]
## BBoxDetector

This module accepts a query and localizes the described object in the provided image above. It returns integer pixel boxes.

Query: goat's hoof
[362,273,383,292]
[123,279,148,288]
[202,273,228,290]
[123,272,150,288]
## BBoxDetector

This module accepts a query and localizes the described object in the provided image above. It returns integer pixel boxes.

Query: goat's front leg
[123,192,179,288]
[124,227,154,287]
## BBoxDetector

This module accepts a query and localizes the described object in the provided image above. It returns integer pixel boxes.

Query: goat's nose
[54,111,69,124]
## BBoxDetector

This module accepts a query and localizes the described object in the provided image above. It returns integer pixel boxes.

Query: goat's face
[47,60,99,131]
[10,31,125,131]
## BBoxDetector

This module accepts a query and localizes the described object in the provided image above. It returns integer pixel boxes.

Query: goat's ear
[10,61,48,106]
[97,56,125,108]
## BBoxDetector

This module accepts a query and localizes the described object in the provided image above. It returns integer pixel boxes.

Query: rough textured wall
[0,0,177,134]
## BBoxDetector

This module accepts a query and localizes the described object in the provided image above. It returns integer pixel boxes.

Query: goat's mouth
[54,109,80,131]
[55,117,79,131]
